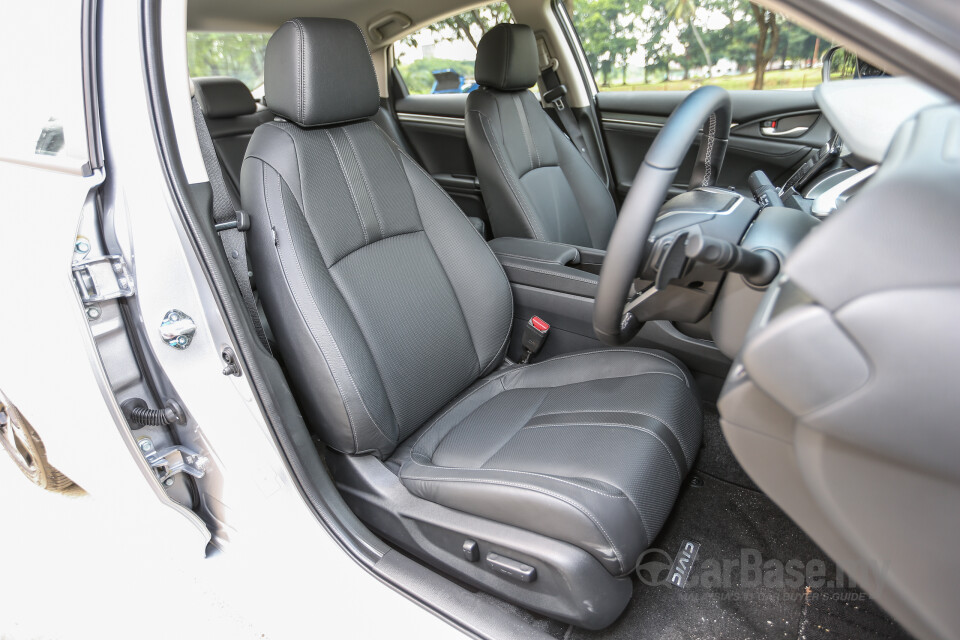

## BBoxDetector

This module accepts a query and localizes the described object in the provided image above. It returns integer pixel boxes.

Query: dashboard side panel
[719,104,960,640]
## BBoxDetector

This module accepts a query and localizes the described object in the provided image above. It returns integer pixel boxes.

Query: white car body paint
[0,0,464,637]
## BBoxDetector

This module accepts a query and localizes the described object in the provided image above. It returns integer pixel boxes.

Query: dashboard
[637,77,953,359]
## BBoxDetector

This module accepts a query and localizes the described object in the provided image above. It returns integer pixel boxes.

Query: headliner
[186,0,502,44]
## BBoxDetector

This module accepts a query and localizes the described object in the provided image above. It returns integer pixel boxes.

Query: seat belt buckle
[520,316,550,364]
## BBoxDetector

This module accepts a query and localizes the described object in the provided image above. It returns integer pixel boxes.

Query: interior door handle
[761,125,809,137]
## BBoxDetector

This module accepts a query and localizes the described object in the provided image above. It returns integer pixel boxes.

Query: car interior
[163,0,960,638]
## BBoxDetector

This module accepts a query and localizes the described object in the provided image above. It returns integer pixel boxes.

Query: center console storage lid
[488,237,581,266]
[488,237,599,298]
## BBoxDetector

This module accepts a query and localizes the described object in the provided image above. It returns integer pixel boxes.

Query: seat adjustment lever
[486,552,537,583]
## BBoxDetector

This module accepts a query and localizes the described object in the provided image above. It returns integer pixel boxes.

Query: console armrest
[488,237,580,266]
[488,237,598,298]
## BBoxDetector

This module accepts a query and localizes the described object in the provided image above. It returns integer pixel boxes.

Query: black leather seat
[193,76,275,202]
[466,24,618,249]
[241,16,701,615]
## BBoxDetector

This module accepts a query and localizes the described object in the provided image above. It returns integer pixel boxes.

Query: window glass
[0,0,88,166]
[395,3,514,95]
[186,32,270,95]
[569,0,833,91]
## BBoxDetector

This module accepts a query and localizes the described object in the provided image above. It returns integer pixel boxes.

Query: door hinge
[137,438,207,484]
[73,255,135,303]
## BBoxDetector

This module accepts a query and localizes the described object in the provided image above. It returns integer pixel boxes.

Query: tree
[749,2,779,89]
[666,0,713,71]
[404,2,513,52]
[572,0,645,86]
[186,33,270,89]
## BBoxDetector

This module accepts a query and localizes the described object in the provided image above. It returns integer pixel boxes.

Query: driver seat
[241,18,702,625]
[466,24,618,248]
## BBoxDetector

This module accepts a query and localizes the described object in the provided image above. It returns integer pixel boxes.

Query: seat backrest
[193,76,274,202]
[465,24,617,249]
[240,18,513,457]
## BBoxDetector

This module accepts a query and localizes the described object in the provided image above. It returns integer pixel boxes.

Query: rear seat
[192,76,274,202]
[193,76,485,236]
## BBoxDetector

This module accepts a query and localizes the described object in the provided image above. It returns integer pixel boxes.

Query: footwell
[565,407,912,640]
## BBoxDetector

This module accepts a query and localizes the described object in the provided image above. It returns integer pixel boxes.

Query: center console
[487,235,733,377]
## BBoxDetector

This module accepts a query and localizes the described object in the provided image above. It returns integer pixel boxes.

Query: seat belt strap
[191,97,272,353]
[539,64,590,158]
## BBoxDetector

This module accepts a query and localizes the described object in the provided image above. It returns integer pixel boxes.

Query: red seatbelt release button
[521,316,550,364]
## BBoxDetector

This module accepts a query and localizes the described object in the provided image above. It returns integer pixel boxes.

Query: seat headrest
[475,24,539,91]
[193,76,257,118]
[264,18,380,127]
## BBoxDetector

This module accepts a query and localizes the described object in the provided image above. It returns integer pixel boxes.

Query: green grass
[599,67,823,92]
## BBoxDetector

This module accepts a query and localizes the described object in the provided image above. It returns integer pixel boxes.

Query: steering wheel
[593,86,732,346]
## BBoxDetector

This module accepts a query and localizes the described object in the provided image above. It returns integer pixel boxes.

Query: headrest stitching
[353,23,380,99]
[294,19,305,124]
[501,28,512,89]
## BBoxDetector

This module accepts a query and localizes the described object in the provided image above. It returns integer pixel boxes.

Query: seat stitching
[261,163,359,450]
[325,129,369,245]
[291,19,304,124]
[343,125,386,237]
[520,94,542,167]
[267,167,394,446]
[522,422,683,481]
[499,260,597,284]
[507,348,691,387]
[473,109,546,241]
[400,472,626,573]
[406,456,627,498]
[475,390,550,468]
[513,93,537,169]
[326,230,422,270]
[411,350,689,457]
[543,369,684,385]
[409,376,505,456]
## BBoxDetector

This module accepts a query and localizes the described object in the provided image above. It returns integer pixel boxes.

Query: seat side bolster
[242,127,400,455]
[400,457,643,575]
[397,151,514,376]
[465,92,545,241]
[548,123,617,249]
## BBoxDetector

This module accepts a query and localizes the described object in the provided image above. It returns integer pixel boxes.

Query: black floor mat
[563,405,913,640]
[568,474,911,640]
[694,407,759,491]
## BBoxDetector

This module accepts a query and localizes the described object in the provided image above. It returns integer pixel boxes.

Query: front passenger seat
[466,24,617,248]
[241,18,702,628]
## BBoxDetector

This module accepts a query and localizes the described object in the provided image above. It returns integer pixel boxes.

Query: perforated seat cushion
[392,349,702,575]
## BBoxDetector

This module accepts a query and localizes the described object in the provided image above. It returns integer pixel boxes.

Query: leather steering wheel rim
[593,86,732,346]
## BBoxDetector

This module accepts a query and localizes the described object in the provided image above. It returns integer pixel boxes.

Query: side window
[186,33,270,98]
[395,2,514,96]
[569,0,832,91]
[0,0,88,168]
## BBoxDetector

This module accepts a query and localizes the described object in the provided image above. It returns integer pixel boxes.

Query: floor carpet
[565,407,912,640]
